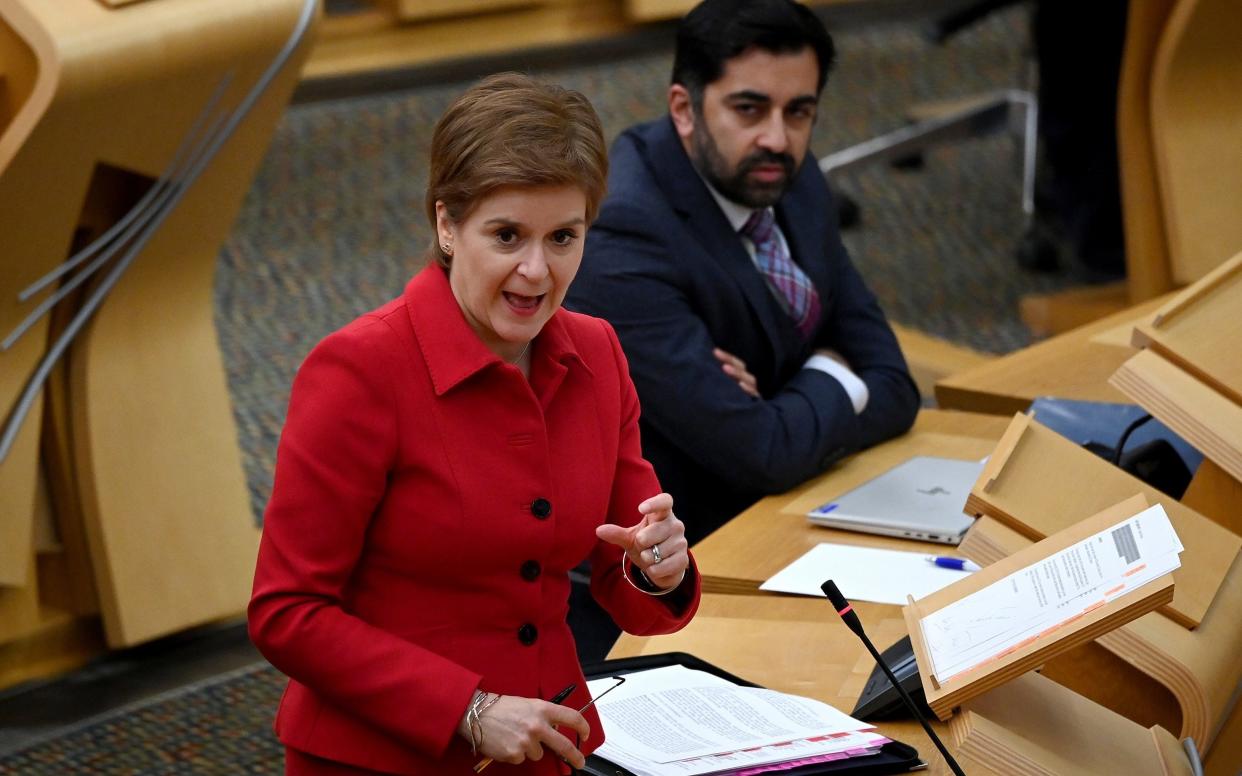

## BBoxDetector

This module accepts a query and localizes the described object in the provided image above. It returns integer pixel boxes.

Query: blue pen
[927,556,981,573]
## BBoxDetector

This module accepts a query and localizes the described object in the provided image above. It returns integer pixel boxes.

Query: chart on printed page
[919,504,1183,683]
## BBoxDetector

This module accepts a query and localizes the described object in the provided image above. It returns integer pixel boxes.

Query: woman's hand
[714,347,759,398]
[459,693,590,769]
[596,493,690,590]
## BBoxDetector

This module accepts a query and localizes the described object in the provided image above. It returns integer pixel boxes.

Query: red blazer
[249,264,700,774]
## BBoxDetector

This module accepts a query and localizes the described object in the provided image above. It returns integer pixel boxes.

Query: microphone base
[851,635,934,721]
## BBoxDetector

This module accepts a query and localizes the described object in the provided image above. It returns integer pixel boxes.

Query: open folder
[580,653,923,775]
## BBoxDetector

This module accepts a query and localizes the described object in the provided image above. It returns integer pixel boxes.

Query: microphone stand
[821,580,966,776]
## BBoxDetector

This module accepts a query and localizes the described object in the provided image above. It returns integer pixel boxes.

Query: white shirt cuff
[804,354,870,415]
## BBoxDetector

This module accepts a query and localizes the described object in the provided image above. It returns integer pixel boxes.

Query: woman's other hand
[459,694,590,768]
[714,347,759,398]
[596,493,689,590]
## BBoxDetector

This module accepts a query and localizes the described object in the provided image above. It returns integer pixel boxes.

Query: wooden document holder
[966,413,1239,629]
[903,495,1175,721]
[950,671,1192,776]
[1112,251,1242,483]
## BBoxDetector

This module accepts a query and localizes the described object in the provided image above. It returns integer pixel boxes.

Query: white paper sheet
[586,666,880,776]
[919,503,1183,683]
[759,543,974,605]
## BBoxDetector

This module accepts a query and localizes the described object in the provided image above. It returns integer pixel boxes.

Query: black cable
[1112,413,1153,466]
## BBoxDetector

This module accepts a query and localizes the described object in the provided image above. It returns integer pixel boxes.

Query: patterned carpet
[0,664,284,775]
[4,7,1080,774]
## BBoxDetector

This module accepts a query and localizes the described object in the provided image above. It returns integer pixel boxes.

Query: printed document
[587,666,884,776]
[919,504,1183,683]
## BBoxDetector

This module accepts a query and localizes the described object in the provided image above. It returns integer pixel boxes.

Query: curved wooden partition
[1150,0,1242,285]
[0,0,317,649]
[0,0,59,592]
[1116,0,1178,302]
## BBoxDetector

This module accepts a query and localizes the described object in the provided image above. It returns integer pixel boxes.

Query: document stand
[902,494,1175,721]
[1112,251,1242,486]
[957,513,1242,752]
[579,652,923,776]
[965,412,1239,628]
[949,671,1193,776]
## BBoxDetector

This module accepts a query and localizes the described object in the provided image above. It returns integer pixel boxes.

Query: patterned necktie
[741,208,821,339]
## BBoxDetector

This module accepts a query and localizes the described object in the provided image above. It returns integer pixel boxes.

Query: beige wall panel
[1150,0,1242,284]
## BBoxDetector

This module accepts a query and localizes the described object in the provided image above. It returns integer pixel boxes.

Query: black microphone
[821,579,966,776]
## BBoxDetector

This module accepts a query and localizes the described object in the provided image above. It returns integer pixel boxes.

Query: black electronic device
[821,580,965,776]
[579,652,924,775]
[850,635,932,721]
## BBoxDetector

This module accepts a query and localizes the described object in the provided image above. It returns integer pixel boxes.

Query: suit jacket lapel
[646,119,790,356]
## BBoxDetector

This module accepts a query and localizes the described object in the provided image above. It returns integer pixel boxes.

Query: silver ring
[651,544,663,564]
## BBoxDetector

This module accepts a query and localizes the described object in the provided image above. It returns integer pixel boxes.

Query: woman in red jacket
[248,73,701,775]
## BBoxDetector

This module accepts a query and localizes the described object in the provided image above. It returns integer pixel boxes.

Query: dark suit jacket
[567,117,919,544]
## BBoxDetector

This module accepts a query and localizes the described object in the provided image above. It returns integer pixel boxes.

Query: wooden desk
[655,408,1242,764]
[691,410,1011,595]
[934,294,1174,415]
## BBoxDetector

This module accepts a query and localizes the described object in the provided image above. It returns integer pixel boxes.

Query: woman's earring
[441,243,453,255]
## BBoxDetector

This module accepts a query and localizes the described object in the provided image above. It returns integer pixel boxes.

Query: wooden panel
[951,673,1190,776]
[1132,251,1242,407]
[1117,0,1178,302]
[967,414,1241,629]
[1181,459,1242,536]
[1150,0,1242,284]
[934,294,1172,416]
[0,0,60,590]
[1017,281,1129,339]
[2,0,314,647]
[1204,696,1242,776]
[308,0,628,80]
[391,0,539,22]
[624,0,697,21]
[1111,350,1242,484]
[890,323,990,400]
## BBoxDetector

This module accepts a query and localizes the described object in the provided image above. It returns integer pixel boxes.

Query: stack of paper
[587,666,888,776]
[919,503,1184,684]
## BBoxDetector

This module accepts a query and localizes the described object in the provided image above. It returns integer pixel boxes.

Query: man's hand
[714,348,759,398]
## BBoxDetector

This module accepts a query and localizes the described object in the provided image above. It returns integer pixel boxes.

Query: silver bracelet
[620,553,685,596]
[465,691,500,755]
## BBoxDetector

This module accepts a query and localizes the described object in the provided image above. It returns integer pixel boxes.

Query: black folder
[579,652,924,776]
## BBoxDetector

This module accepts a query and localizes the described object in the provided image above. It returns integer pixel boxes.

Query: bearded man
[567,0,919,544]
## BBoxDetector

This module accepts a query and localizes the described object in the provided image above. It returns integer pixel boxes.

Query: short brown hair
[425,73,608,267]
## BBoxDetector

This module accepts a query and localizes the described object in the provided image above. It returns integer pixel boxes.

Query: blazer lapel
[645,119,790,357]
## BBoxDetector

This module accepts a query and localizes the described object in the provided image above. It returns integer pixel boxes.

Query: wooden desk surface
[691,410,1011,594]
[608,593,943,771]
[935,293,1175,415]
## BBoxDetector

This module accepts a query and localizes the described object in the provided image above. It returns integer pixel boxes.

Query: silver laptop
[807,455,984,545]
